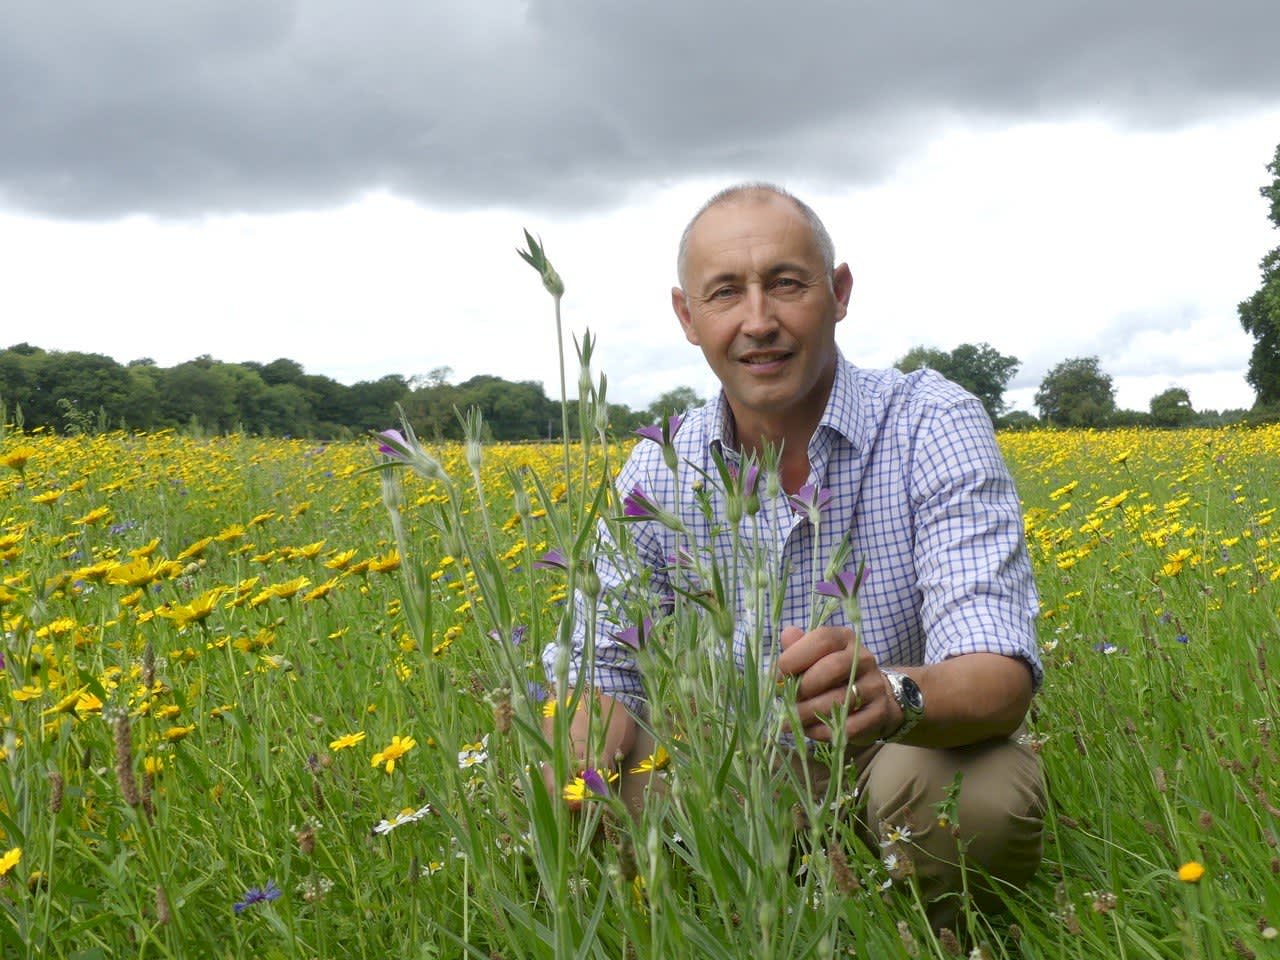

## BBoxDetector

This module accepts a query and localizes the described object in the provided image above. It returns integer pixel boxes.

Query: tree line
[1,338,1268,440]
[0,345,704,440]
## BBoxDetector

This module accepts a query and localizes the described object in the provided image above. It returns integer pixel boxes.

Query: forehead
[684,193,821,279]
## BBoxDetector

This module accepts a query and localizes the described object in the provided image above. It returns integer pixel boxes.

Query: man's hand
[776,625,902,744]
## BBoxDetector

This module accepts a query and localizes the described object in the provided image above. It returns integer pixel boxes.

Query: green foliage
[895,342,1020,421]
[995,410,1039,431]
[1034,355,1116,427]
[0,345,669,441]
[645,386,704,422]
[1239,141,1280,405]
[1149,387,1194,427]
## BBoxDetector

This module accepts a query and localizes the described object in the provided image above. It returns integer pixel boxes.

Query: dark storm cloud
[2,0,1278,219]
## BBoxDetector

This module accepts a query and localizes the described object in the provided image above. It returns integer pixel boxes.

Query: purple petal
[534,548,570,571]
[636,414,682,445]
[815,579,842,598]
[623,485,658,519]
[789,483,832,515]
[614,617,652,648]
[582,767,610,796]
[377,429,409,459]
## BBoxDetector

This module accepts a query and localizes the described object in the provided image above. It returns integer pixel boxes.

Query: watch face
[900,675,924,712]
[896,675,926,716]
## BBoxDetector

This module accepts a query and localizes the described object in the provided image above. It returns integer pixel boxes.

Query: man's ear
[831,263,853,324]
[672,287,700,345]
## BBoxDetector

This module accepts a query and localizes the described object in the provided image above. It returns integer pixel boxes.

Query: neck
[730,405,829,498]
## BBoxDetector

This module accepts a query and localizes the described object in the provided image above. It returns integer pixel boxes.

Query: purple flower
[635,414,683,445]
[613,617,653,649]
[377,429,409,459]
[526,681,549,703]
[487,625,528,646]
[582,767,611,797]
[789,483,832,517]
[1092,641,1120,655]
[816,567,866,600]
[533,548,570,572]
[1175,633,1189,644]
[234,880,281,914]
[623,485,663,520]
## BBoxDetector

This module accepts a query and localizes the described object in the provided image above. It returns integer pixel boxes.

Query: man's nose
[740,285,777,338]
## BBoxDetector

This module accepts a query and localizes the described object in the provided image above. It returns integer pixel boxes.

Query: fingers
[792,667,892,745]
[775,625,853,677]
[779,624,804,651]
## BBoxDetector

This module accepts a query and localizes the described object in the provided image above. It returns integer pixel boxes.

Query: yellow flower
[161,724,196,742]
[31,489,63,505]
[1177,861,1205,883]
[368,550,401,574]
[1048,480,1079,501]
[73,560,117,583]
[303,578,340,602]
[292,540,325,559]
[176,537,214,561]
[0,847,20,876]
[371,735,417,774]
[129,538,161,559]
[1,446,37,472]
[324,549,358,570]
[107,557,172,589]
[562,768,619,804]
[269,576,311,600]
[71,506,112,526]
[329,731,366,751]
[630,746,670,774]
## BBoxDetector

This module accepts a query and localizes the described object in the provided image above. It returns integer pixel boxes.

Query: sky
[2,1,1279,416]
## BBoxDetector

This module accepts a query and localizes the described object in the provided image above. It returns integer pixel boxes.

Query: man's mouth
[739,351,792,366]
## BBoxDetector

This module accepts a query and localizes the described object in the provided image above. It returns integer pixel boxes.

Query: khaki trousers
[619,726,1045,930]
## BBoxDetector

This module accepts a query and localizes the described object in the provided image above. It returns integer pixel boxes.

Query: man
[543,183,1044,926]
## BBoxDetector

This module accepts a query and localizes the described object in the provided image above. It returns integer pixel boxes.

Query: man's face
[672,192,852,432]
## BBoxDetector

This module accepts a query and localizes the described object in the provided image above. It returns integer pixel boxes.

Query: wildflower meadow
[1,251,1278,959]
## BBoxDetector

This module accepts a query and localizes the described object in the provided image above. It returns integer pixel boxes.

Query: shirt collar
[704,349,865,458]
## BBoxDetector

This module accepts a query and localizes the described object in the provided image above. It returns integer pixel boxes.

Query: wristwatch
[881,670,925,743]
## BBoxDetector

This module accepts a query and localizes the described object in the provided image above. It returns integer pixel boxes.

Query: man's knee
[861,736,1045,892]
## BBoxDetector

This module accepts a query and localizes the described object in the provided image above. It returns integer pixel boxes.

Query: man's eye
[710,287,737,299]
[772,277,802,289]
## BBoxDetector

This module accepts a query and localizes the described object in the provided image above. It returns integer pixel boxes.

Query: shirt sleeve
[540,445,671,715]
[907,394,1043,688]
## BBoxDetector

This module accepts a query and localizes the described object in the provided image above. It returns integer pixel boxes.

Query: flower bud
[580,565,601,600]
[513,484,532,519]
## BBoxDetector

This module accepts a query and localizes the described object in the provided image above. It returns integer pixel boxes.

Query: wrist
[881,670,924,742]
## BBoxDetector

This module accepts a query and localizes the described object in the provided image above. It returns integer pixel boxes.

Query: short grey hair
[676,182,836,289]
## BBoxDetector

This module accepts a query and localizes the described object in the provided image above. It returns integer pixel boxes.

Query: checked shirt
[544,353,1041,714]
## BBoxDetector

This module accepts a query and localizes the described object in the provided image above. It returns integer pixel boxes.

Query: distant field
[1,426,1277,958]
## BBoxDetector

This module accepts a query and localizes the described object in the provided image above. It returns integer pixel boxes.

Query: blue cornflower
[234,880,281,914]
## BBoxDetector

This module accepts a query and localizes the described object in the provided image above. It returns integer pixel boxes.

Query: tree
[1239,141,1280,405]
[646,386,704,422]
[1034,356,1116,427]
[895,342,1020,421]
[1149,387,1194,427]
